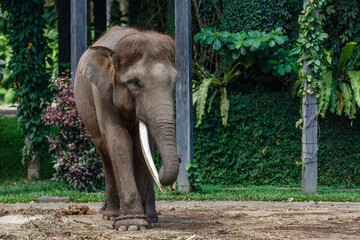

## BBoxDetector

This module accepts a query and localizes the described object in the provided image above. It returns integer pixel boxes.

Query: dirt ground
[0,201,360,239]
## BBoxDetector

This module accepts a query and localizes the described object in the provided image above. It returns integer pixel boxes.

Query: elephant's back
[92,27,139,51]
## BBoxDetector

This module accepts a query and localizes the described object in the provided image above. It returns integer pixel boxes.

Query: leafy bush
[42,74,104,191]
[221,0,301,43]
[193,28,297,127]
[318,42,360,118]
[192,91,360,188]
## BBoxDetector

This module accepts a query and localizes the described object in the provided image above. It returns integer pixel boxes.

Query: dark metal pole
[58,0,71,75]
[175,0,193,193]
[70,0,87,82]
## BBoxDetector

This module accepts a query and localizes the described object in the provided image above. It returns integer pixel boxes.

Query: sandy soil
[0,201,360,239]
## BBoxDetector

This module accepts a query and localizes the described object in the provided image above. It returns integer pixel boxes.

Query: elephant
[74,26,179,231]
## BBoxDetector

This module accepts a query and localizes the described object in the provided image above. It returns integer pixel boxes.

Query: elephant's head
[81,29,179,190]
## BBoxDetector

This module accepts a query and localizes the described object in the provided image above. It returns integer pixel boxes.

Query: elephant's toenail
[117,226,127,231]
[139,226,147,230]
[149,222,155,228]
[128,225,139,231]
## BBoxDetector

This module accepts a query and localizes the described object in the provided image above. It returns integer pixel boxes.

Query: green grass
[1,179,359,203]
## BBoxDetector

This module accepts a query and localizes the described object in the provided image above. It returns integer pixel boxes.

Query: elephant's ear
[80,46,119,98]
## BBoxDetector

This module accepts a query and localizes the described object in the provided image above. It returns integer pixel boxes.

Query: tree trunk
[301,0,318,194]
[26,133,40,180]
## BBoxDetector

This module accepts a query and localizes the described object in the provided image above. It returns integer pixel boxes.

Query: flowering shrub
[43,74,104,191]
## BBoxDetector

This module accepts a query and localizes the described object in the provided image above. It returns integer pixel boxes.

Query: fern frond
[348,71,360,107]
[329,83,338,113]
[195,78,213,127]
[220,87,229,127]
[338,82,353,117]
[318,71,333,117]
[207,89,219,113]
[337,42,356,77]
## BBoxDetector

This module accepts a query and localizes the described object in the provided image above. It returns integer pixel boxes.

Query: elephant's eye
[127,79,141,92]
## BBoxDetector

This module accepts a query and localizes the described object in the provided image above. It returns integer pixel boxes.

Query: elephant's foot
[145,205,158,224]
[102,207,121,220]
[113,215,149,231]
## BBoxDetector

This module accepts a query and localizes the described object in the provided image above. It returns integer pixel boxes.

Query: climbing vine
[294,0,360,120]
[293,0,329,98]
[2,0,53,166]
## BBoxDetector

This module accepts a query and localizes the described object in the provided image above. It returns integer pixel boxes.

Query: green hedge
[0,117,25,179]
[193,92,360,188]
[221,0,301,43]
[0,117,54,179]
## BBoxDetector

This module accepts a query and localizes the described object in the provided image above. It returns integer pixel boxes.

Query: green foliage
[0,117,25,179]
[221,0,301,42]
[193,28,296,126]
[2,0,53,165]
[293,0,329,98]
[318,42,360,118]
[321,0,360,60]
[0,87,15,104]
[192,92,360,188]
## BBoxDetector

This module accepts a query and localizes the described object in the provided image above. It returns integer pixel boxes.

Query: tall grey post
[175,0,193,193]
[71,0,87,82]
[302,0,318,194]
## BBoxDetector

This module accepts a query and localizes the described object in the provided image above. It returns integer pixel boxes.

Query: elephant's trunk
[139,94,179,187]
[151,119,179,186]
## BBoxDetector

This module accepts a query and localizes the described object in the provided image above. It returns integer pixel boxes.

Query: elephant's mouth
[139,121,175,194]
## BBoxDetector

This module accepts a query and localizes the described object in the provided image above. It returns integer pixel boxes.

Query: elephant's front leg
[94,105,148,231]
[132,129,158,226]
[104,127,148,231]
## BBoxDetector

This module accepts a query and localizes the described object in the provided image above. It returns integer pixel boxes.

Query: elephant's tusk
[139,121,167,194]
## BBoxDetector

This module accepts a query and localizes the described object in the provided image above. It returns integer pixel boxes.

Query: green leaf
[240,47,247,55]
[285,64,292,73]
[348,71,360,107]
[318,71,333,117]
[268,60,279,65]
[205,36,215,45]
[213,39,222,51]
[194,78,213,127]
[273,36,285,45]
[232,50,241,60]
[261,36,271,42]
[194,33,203,41]
[220,87,229,127]
[235,40,243,49]
[337,42,357,77]
[252,38,261,49]
[268,40,275,48]
[290,62,299,74]
[207,89,219,113]
[278,65,285,76]
[338,82,353,117]
[289,47,301,56]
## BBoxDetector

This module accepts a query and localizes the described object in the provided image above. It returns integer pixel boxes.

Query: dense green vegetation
[0,117,54,180]
[2,0,53,169]
[0,117,24,178]
[191,92,360,188]
[1,179,360,203]
[221,0,301,43]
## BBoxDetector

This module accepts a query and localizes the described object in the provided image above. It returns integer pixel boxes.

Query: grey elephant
[74,26,179,231]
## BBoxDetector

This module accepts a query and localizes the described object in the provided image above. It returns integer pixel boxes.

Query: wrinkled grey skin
[74,27,179,231]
